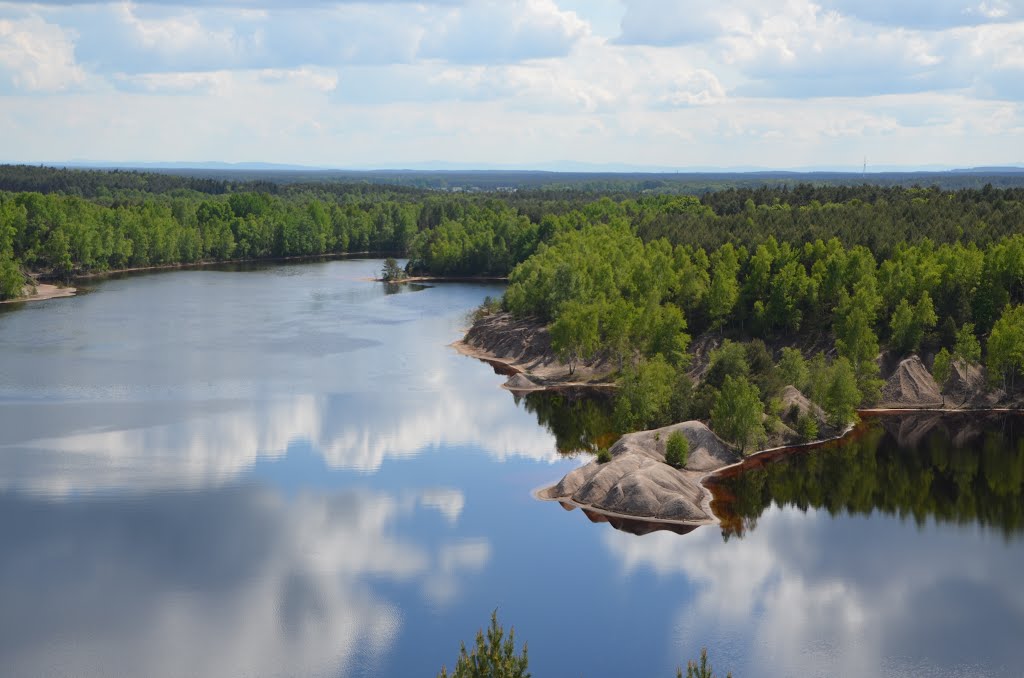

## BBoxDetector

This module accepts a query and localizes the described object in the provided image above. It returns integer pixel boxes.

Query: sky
[0,0,1022,170]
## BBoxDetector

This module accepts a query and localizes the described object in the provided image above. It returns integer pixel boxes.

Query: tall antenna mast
[863,157,867,176]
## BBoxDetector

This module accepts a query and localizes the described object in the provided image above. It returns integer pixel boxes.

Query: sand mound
[503,373,544,391]
[780,385,826,423]
[464,312,551,363]
[880,356,943,408]
[460,311,614,383]
[943,358,987,406]
[540,421,740,523]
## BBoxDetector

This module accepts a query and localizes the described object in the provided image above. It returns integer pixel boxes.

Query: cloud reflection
[1,366,558,497]
[603,507,1024,677]
[0,485,489,678]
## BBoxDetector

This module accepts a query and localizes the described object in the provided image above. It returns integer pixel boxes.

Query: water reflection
[514,388,618,456]
[604,503,1024,677]
[711,413,1024,539]
[0,485,487,678]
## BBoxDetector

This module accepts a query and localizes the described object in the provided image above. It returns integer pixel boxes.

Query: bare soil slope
[539,421,740,523]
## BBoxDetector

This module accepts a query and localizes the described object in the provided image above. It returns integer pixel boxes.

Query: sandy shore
[451,339,617,391]
[376,275,509,284]
[1,283,77,305]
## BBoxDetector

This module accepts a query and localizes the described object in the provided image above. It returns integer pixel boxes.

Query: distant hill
[5,163,1024,194]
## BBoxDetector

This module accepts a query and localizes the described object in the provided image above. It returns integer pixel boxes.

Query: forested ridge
[5,164,1024,453]
[3,165,1024,294]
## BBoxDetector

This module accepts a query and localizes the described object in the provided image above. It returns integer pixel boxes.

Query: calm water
[0,259,1021,678]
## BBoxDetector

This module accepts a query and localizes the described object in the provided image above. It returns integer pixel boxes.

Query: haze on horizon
[0,0,1022,170]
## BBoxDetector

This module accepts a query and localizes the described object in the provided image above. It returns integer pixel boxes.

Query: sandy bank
[375,275,509,284]
[1,283,77,305]
[454,312,616,391]
[538,419,861,531]
[537,421,741,525]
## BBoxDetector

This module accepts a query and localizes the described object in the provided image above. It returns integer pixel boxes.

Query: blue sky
[0,0,1021,169]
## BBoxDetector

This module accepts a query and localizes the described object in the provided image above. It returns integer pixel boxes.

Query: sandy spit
[1,284,77,305]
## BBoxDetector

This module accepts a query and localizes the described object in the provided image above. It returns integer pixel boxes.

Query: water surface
[1,259,1021,677]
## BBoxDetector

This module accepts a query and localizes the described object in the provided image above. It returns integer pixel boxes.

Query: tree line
[500,218,1024,450]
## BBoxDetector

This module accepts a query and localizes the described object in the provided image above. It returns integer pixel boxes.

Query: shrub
[596,448,612,464]
[381,257,406,281]
[665,431,690,468]
[677,647,732,678]
[797,414,819,441]
[438,610,529,678]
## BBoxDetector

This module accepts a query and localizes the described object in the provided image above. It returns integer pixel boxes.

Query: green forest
[4,165,1024,449]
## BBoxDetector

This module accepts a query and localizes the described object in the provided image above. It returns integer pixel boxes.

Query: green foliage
[614,355,677,431]
[822,357,861,427]
[933,348,953,388]
[549,300,600,376]
[711,375,765,454]
[380,257,405,281]
[834,279,883,400]
[777,347,810,392]
[707,243,740,331]
[0,252,24,300]
[954,322,982,364]
[987,305,1024,389]
[438,610,530,678]
[797,413,819,441]
[890,291,938,353]
[677,647,733,678]
[704,340,749,390]
[745,339,784,403]
[596,447,612,464]
[665,431,690,468]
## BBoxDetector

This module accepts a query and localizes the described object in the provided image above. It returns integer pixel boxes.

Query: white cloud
[0,0,1021,166]
[0,15,84,91]
[420,0,588,63]
[822,0,1024,28]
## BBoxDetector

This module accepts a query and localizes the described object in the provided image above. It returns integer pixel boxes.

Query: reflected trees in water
[712,414,1024,540]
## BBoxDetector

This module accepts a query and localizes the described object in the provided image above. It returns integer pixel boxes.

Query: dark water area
[1,259,1022,677]
[710,413,1024,540]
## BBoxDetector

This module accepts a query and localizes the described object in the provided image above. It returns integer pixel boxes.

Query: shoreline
[69,250,399,281]
[451,339,617,392]
[536,406,1024,532]
[0,283,77,305]
[376,275,509,284]
[455,313,1024,532]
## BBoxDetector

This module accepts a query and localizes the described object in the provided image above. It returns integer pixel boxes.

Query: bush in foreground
[677,647,733,678]
[438,610,529,678]
[440,613,732,678]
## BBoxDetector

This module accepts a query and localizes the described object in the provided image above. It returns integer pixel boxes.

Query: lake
[0,258,1022,677]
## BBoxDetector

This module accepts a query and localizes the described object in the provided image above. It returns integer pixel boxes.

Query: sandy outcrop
[0,283,76,305]
[880,356,943,408]
[539,421,741,523]
[503,374,544,392]
[456,312,615,386]
[780,385,826,423]
[942,358,993,407]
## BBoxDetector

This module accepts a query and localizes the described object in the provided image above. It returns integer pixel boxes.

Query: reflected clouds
[0,484,489,678]
[0,264,560,496]
[1,370,559,496]
[602,507,1024,677]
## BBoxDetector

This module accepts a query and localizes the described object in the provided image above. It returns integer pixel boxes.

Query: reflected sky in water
[1,259,1022,677]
